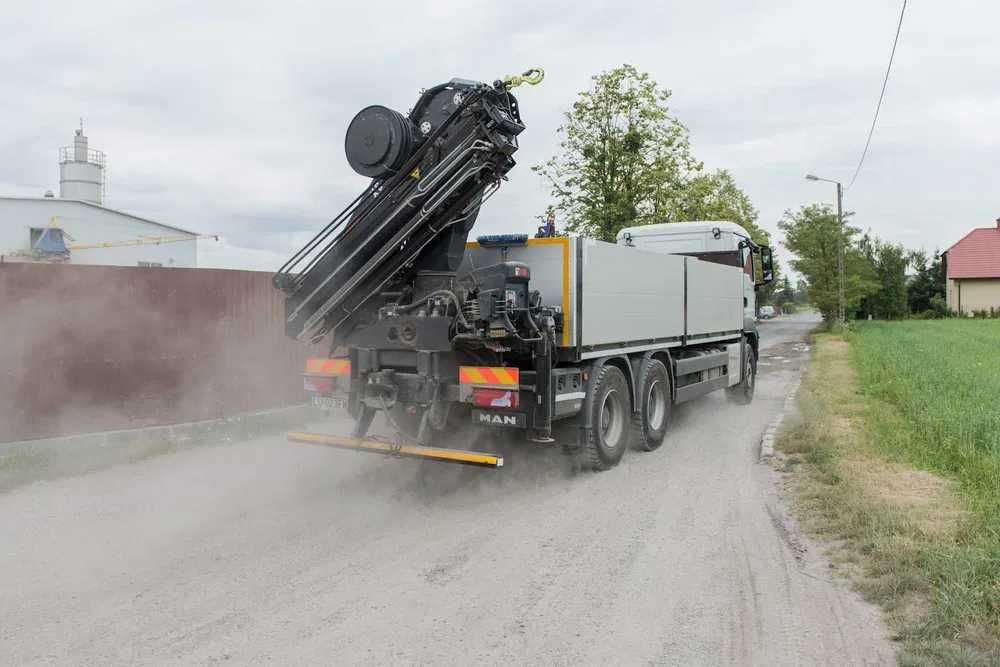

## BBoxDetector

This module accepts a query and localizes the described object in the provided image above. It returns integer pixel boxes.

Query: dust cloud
[0,260,575,504]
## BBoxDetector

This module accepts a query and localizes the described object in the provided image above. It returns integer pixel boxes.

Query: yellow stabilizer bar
[287,431,504,468]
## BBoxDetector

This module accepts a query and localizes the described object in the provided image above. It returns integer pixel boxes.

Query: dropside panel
[579,239,685,348]
[684,258,744,338]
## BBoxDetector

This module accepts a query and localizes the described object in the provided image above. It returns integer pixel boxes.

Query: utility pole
[836,181,845,324]
[806,174,847,325]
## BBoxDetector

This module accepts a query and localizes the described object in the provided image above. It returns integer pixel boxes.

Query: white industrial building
[0,127,202,267]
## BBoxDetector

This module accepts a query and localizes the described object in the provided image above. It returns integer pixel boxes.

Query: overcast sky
[1,1,996,271]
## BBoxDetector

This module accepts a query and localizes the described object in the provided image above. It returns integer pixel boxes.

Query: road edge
[759,376,802,461]
[0,404,319,493]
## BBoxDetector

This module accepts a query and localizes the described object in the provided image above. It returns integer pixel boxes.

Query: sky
[1,1,997,271]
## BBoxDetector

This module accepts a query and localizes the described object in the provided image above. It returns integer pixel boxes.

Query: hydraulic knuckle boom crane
[275,71,551,466]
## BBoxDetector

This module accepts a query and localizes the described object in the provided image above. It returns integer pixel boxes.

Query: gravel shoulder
[0,314,896,665]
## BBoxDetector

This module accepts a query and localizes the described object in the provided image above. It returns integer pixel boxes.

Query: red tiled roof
[945,225,1000,279]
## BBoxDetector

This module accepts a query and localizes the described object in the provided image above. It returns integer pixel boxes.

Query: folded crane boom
[274,77,527,344]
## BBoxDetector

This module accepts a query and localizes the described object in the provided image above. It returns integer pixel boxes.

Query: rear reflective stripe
[305,358,351,376]
[459,366,519,386]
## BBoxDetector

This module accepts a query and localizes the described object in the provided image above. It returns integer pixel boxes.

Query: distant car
[759,305,776,320]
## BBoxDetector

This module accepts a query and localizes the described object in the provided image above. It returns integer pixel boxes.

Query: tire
[726,340,757,405]
[579,364,631,471]
[631,359,671,452]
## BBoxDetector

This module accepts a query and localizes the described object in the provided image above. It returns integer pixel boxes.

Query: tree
[857,234,909,320]
[773,275,794,309]
[907,249,946,314]
[533,64,702,242]
[534,64,778,300]
[779,204,877,324]
[794,278,809,304]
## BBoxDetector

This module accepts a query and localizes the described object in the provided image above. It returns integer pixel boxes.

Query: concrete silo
[59,124,106,204]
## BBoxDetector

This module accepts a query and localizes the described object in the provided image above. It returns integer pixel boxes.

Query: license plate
[472,409,527,428]
[312,395,347,410]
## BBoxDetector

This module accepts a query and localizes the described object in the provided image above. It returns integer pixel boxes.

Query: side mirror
[758,246,774,286]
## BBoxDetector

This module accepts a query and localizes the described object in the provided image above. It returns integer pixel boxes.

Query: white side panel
[686,258,743,335]
[579,239,685,347]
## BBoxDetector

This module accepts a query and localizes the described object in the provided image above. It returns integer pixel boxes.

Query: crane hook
[503,67,545,89]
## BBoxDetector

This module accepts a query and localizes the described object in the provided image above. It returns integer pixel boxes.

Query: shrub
[928,294,949,318]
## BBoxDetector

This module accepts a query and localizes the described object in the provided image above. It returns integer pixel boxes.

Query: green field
[781,320,1000,662]
[852,320,1000,529]
[848,320,1000,661]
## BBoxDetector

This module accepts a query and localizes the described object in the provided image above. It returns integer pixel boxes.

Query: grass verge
[777,331,999,666]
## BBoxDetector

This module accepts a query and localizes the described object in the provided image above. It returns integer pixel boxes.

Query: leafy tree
[794,278,809,304]
[779,204,877,324]
[907,249,946,314]
[533,64,702,242]
[857,235,909,320]
[773,275,794,308]
[534,64,779,303]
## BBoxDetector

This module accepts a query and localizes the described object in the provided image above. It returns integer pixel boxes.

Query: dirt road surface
[1,313,896,665]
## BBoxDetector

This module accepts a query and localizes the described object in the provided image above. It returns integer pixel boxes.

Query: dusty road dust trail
[0,314,895,665]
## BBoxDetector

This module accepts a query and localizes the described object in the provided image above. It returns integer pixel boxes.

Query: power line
[847,0,908,190]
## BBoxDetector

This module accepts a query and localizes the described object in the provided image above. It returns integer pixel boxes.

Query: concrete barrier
[0,404,319,493]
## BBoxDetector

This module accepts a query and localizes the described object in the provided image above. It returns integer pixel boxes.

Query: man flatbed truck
[274,70,773,470]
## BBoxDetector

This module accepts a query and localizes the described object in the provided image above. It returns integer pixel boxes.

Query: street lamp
[805,174,845,324]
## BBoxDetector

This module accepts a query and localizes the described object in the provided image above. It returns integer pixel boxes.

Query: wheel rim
[600,389,624,448]
[647,380,666,431]
[745,355,755,393]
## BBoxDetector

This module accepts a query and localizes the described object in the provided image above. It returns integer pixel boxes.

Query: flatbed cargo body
[460,235,748,359]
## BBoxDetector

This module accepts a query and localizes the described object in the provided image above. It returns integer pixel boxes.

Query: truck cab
[616,221,773,329]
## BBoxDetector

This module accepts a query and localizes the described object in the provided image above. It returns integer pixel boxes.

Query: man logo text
[478,413,518,426]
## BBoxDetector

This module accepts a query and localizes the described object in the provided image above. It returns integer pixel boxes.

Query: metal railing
[58,146,106,167]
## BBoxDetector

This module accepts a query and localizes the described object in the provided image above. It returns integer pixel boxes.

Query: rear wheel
[726,340,756,405]
[632,359,671,451]
[579,365,630,471]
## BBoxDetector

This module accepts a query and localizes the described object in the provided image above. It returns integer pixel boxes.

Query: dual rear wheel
[578,359,672,471]
[632,359,671,453]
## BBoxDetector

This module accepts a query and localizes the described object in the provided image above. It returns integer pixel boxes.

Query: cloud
[1,0,997,271]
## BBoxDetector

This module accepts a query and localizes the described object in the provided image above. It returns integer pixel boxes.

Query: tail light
[472,387,519,409]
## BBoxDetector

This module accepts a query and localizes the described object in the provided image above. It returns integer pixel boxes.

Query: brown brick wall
[0,262,318,442]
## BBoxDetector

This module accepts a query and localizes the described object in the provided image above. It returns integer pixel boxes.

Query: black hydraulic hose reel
[344,106,420,179]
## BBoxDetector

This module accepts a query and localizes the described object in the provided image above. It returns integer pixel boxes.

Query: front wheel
[726,341,756,405]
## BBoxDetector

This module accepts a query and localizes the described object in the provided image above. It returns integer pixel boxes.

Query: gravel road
[0,313,896,665]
